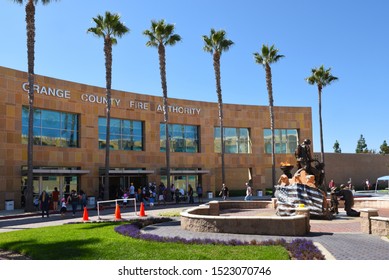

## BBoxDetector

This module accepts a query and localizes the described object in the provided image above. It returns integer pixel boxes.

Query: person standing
[174,187,181,204]
[157,182,166,205]
[244,182,253,201]
[39,190,50,218]
[67,190,79,217]
[365,179,370,190]
[219,183,229,200]
[170,184,175,202]
[188,184,194,204]
[80,190,87,210]
[129,183,135,199]
[196,183,203,203]
[52,187,59,211]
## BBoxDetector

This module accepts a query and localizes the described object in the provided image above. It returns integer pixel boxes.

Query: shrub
[115,218,325,260]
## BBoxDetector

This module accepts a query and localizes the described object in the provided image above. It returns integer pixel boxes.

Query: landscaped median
[115,217,325,260]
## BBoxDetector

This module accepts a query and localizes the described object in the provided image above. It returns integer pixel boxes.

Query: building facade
[0,66,313,210]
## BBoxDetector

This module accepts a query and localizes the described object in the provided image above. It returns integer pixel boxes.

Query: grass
[158,210,182,217]
[0,221,290,260]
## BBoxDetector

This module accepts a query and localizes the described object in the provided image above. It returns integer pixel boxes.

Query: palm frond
[144,19,181,48]
[202,29,234,55]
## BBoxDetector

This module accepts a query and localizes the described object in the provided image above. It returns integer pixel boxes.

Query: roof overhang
[162,169,210,175]
[25,169,90,175]
[107,170,155,175]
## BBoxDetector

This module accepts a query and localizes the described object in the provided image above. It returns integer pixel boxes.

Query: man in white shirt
[244,182,252,201]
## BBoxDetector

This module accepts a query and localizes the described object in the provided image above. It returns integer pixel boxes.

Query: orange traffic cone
[82,206,89,221]
[139,202,147,217]
[115,203,122,220]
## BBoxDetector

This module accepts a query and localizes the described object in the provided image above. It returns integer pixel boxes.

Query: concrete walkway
[1,201,389,260]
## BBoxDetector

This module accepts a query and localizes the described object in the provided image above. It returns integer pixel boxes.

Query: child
[33,196,39,211]
[149,191,155,207]
[60,198,67,217]
[122,192,128,208]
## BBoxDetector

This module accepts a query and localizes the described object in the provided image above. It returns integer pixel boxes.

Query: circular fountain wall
[180,200,310,236]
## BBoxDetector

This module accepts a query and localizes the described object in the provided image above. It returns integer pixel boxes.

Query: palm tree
[254,44,284,194]
[306,65,338,177]
[143,19,181,200]
[202,29,234,185]
[88,11,129,200]
[13,0,59,212]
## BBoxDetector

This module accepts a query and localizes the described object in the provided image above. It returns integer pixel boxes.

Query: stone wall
[371,217,389,236]
[360,208,389,236]
[314,153,389,189]
[180,200,310,236]
[353,198,389,209]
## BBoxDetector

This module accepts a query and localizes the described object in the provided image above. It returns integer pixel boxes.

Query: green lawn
[0,222,289,260]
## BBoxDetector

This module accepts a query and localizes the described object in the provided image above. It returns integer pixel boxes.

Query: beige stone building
[0,66,313,210]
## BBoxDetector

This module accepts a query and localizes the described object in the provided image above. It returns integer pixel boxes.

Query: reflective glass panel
[160,124,199,153]
[263,129,299,154]
[214,127,251,154]
[22,107,79,148]
[98,117,144,151]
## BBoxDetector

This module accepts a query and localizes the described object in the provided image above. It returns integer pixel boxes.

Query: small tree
[356,134,368,153]
[380,140,389,154]
[333,140,341,153]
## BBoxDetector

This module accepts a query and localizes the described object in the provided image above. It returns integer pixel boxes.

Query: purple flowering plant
[114,218,325,260]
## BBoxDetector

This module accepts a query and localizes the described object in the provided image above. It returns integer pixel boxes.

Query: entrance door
[172,175,197,194]
[22,175,79,205]
[107,175,148,199]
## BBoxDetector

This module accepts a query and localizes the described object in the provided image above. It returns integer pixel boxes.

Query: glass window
[22,107,79,148]
[98,117,144,151]
[214,127,251,154]
[264,129,299,154]
[160,123,199,153]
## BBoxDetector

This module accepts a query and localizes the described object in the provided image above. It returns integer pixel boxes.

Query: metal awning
[163,169,210,175]
[107,169,155,175]
[28,169,90,175]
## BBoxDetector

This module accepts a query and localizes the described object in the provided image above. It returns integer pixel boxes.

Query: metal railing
[96,198,137,220]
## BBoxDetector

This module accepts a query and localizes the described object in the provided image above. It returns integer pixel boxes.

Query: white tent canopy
[375,175,389,192]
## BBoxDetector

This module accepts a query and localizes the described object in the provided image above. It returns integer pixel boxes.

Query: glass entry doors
[22,175,79,202]
[172,175,197,195]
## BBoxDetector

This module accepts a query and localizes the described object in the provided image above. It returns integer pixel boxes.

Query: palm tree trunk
[158,43,171,200]
[318,85,326,189]
[25,0,36,212]
[265,64,276,195]
[103,38,112,200]
[213,52,225,184]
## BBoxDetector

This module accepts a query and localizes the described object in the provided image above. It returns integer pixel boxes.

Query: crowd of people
[116,182,205,207]
[32,180,259,218]
[33,188,88,218]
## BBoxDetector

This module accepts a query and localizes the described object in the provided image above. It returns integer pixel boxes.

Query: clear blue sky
[2,0,388,153]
